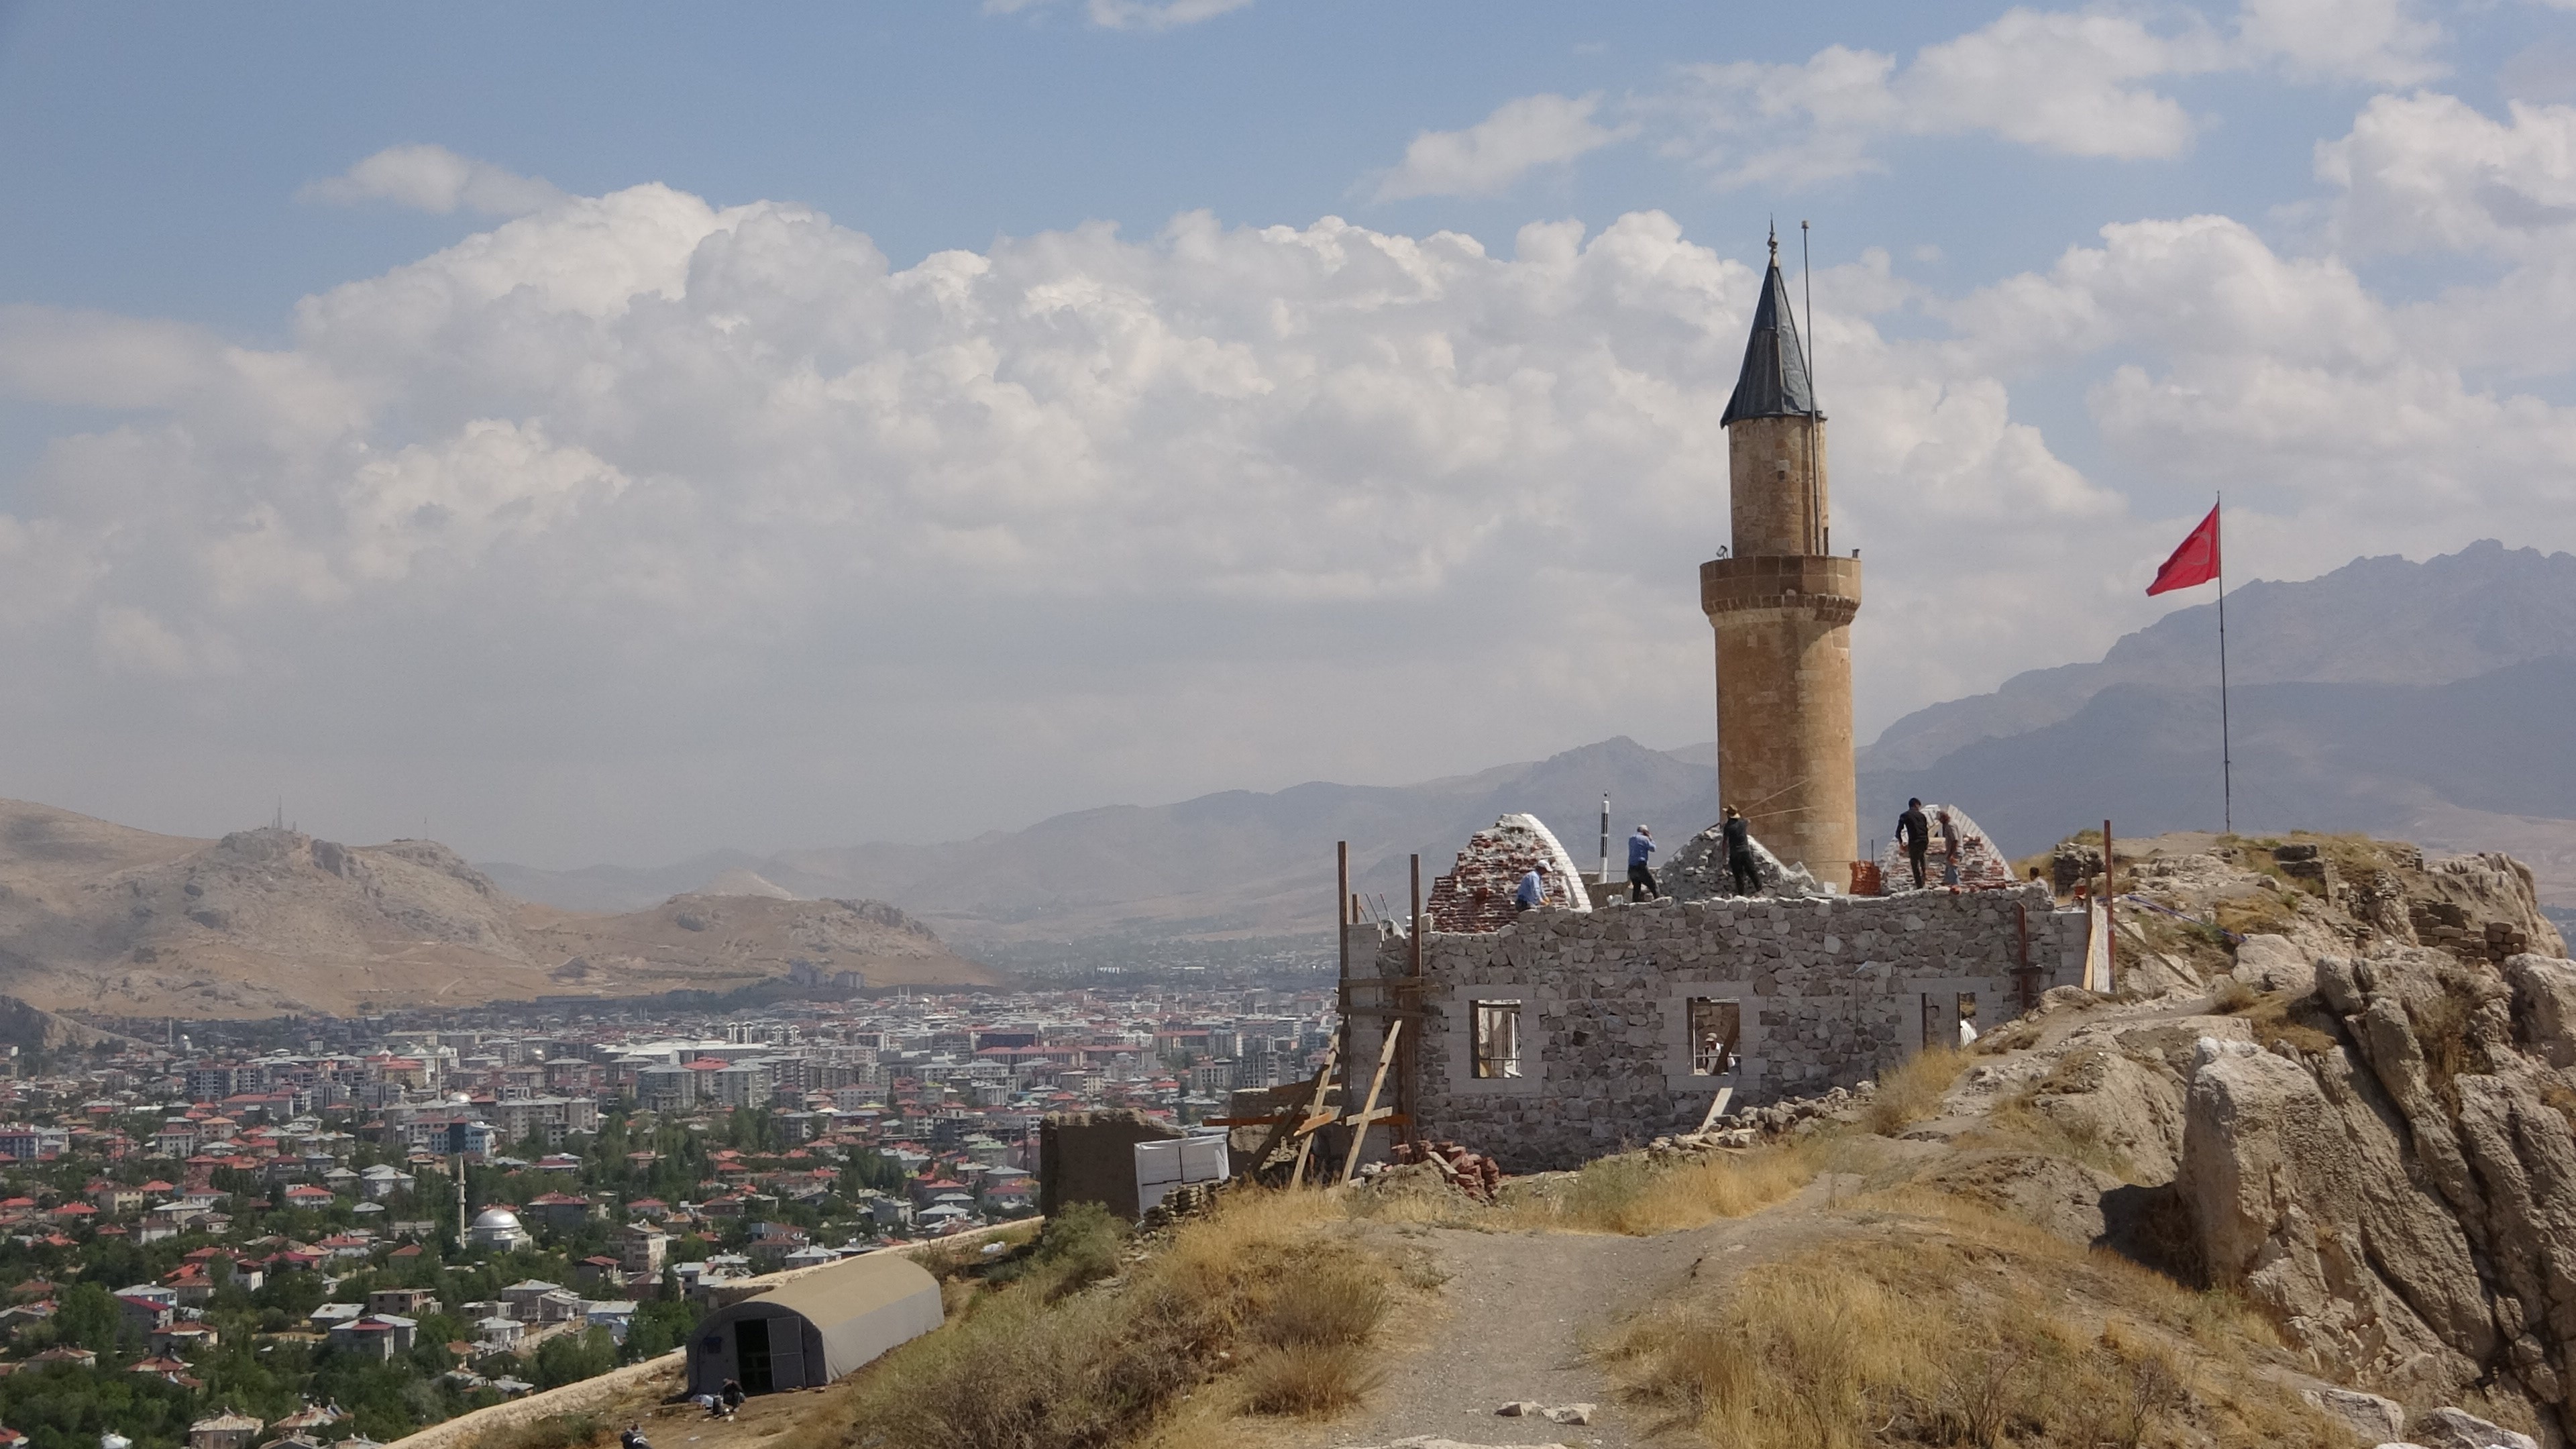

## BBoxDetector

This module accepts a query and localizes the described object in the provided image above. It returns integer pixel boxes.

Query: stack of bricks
[1424,813,1589,932]
[1873,804,2017,892]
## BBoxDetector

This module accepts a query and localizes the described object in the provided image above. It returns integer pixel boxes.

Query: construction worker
[1898,799,1931,890]
[1721,806,1759,896]
[1627,824,1658,902]
[1938,809,1962,886]
[1514,861,1549,912]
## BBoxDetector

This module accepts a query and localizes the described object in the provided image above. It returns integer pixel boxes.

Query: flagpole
[2215,493,2232,835]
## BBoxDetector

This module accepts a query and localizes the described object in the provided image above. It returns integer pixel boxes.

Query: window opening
[1472,1001,1522,1079]
[1688,998,1741,1077]
[1955,991,1979,1045]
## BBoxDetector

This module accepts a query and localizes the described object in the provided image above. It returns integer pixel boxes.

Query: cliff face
[2183,949,2576,1436]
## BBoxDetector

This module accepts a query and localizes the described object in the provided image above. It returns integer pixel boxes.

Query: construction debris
[1386,1139,1503,1201]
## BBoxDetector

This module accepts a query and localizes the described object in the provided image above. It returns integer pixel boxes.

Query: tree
[532,1326,618,1389]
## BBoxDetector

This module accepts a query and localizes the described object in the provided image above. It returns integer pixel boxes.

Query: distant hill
[1861,540,2576,772]
[492,737,1728,944]
[489,541,2576,939]
[0,801,996,1018]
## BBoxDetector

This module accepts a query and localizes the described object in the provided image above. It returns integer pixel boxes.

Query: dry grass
[1595,1190,2334,1449]
[806,1189,1395,1449]
[1497,1140,1824,1236]
[475,1414,609,1449]
[2241,994,2343,1059]
[2211,976,2261,1014]
[1866,1045,1966,1135]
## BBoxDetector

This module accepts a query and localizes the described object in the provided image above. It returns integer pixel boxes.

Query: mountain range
[0,802,996,1018]
[487,541,2576,938]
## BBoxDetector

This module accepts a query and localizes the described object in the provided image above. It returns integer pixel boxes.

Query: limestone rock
[2506,953,2576,1067]
[2183,945,2576,1436]
[2412,1407,2540,1449]
[2235,933,2318,995]
[2304,1387,2406,1442]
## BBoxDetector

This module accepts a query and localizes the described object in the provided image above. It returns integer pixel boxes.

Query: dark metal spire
[1720,236,1819,425]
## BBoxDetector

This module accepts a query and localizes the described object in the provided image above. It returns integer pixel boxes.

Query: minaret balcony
[1699,553,1862,625]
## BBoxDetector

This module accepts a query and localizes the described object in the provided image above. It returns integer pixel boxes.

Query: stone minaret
[1700,232,1861,888]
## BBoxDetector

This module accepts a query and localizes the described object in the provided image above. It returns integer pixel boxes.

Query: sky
[3,0,2573,869]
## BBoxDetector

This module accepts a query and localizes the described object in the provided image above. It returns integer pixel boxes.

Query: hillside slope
[0,802,994,1017]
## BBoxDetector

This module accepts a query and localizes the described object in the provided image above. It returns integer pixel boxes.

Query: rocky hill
[0,799,996,1018]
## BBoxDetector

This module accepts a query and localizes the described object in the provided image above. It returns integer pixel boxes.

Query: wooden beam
[1287,1041,1342,1189]
[1695,1084,1736,1134]
[1338,1019,1405,1186]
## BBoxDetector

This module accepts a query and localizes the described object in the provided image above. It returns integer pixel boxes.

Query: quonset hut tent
[686,1250,943,1396]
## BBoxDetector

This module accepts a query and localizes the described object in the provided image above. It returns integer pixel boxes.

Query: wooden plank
[1695,1085,1735,1134]
[1287,1041,1342,1189]
[1338,1019,1405,1186]
[1255,1050,1334,1180]
[1336,1006,1423,1020]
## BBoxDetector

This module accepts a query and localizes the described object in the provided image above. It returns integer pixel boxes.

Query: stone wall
[1374,881,2078,1171]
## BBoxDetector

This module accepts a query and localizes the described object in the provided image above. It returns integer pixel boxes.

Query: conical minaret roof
[1720,233,1818,425]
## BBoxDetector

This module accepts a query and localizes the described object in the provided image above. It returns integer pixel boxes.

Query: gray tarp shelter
[686,1251,943,1395]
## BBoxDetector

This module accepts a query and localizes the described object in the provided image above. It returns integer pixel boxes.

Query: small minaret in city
[1701,229,1862,888]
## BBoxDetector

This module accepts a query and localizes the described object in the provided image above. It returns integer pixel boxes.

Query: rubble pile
[1662,824,1822,901]
[1385,1138,1504,1201]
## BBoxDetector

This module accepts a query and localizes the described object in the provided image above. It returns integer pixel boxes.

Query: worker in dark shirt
[1898,799,1931,890]
[1627,825,1658,902]
[1721,806,1759,896]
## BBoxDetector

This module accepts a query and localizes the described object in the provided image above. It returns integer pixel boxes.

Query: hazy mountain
[496,737,1727,943]
[1860,540,2576,772]
[0,801,996,1018]
[493,540,2576,940]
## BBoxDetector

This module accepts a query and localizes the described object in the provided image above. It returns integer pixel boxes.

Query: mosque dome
[472,1207,523,1232]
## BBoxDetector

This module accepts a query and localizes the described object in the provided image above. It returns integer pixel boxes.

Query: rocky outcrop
[2182,945,2576,1439]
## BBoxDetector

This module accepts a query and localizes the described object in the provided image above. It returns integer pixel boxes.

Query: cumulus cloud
[0,182,2147,860]
[300,144,564,217]
[1371,93,1633,201]
[11,109,2573,863]
[2318,91,2576,256]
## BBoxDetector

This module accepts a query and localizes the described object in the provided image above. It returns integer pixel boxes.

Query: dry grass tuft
[1866,1045,1966,1136]
[1498,1141,1823,1236]
[2211,976,2260,1014]
[813,1188,1393,1449]
[1596,1191,2327,1449]
[1234,1342,1383,1418]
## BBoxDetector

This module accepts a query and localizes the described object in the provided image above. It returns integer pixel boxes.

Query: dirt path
[1281,1176,1868,1449]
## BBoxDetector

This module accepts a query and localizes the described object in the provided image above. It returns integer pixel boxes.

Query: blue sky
[2,0,2573,865]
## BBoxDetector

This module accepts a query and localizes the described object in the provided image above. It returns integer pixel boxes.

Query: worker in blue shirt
[1627,825,1658,902]
[1513,862,1549,912]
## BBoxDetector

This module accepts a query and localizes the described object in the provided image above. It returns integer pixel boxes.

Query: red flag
[2147,504,2221,596]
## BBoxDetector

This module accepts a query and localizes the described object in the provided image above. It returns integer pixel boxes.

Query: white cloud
[1664,9,2224,186]
[0,184,2142,860]
[11,118,2575,863]
[2318,91,2576,257]
[1371,93,1633,201]
[2234,0,2443,84]
[300,144,564,217]
[983,0,1252,28]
